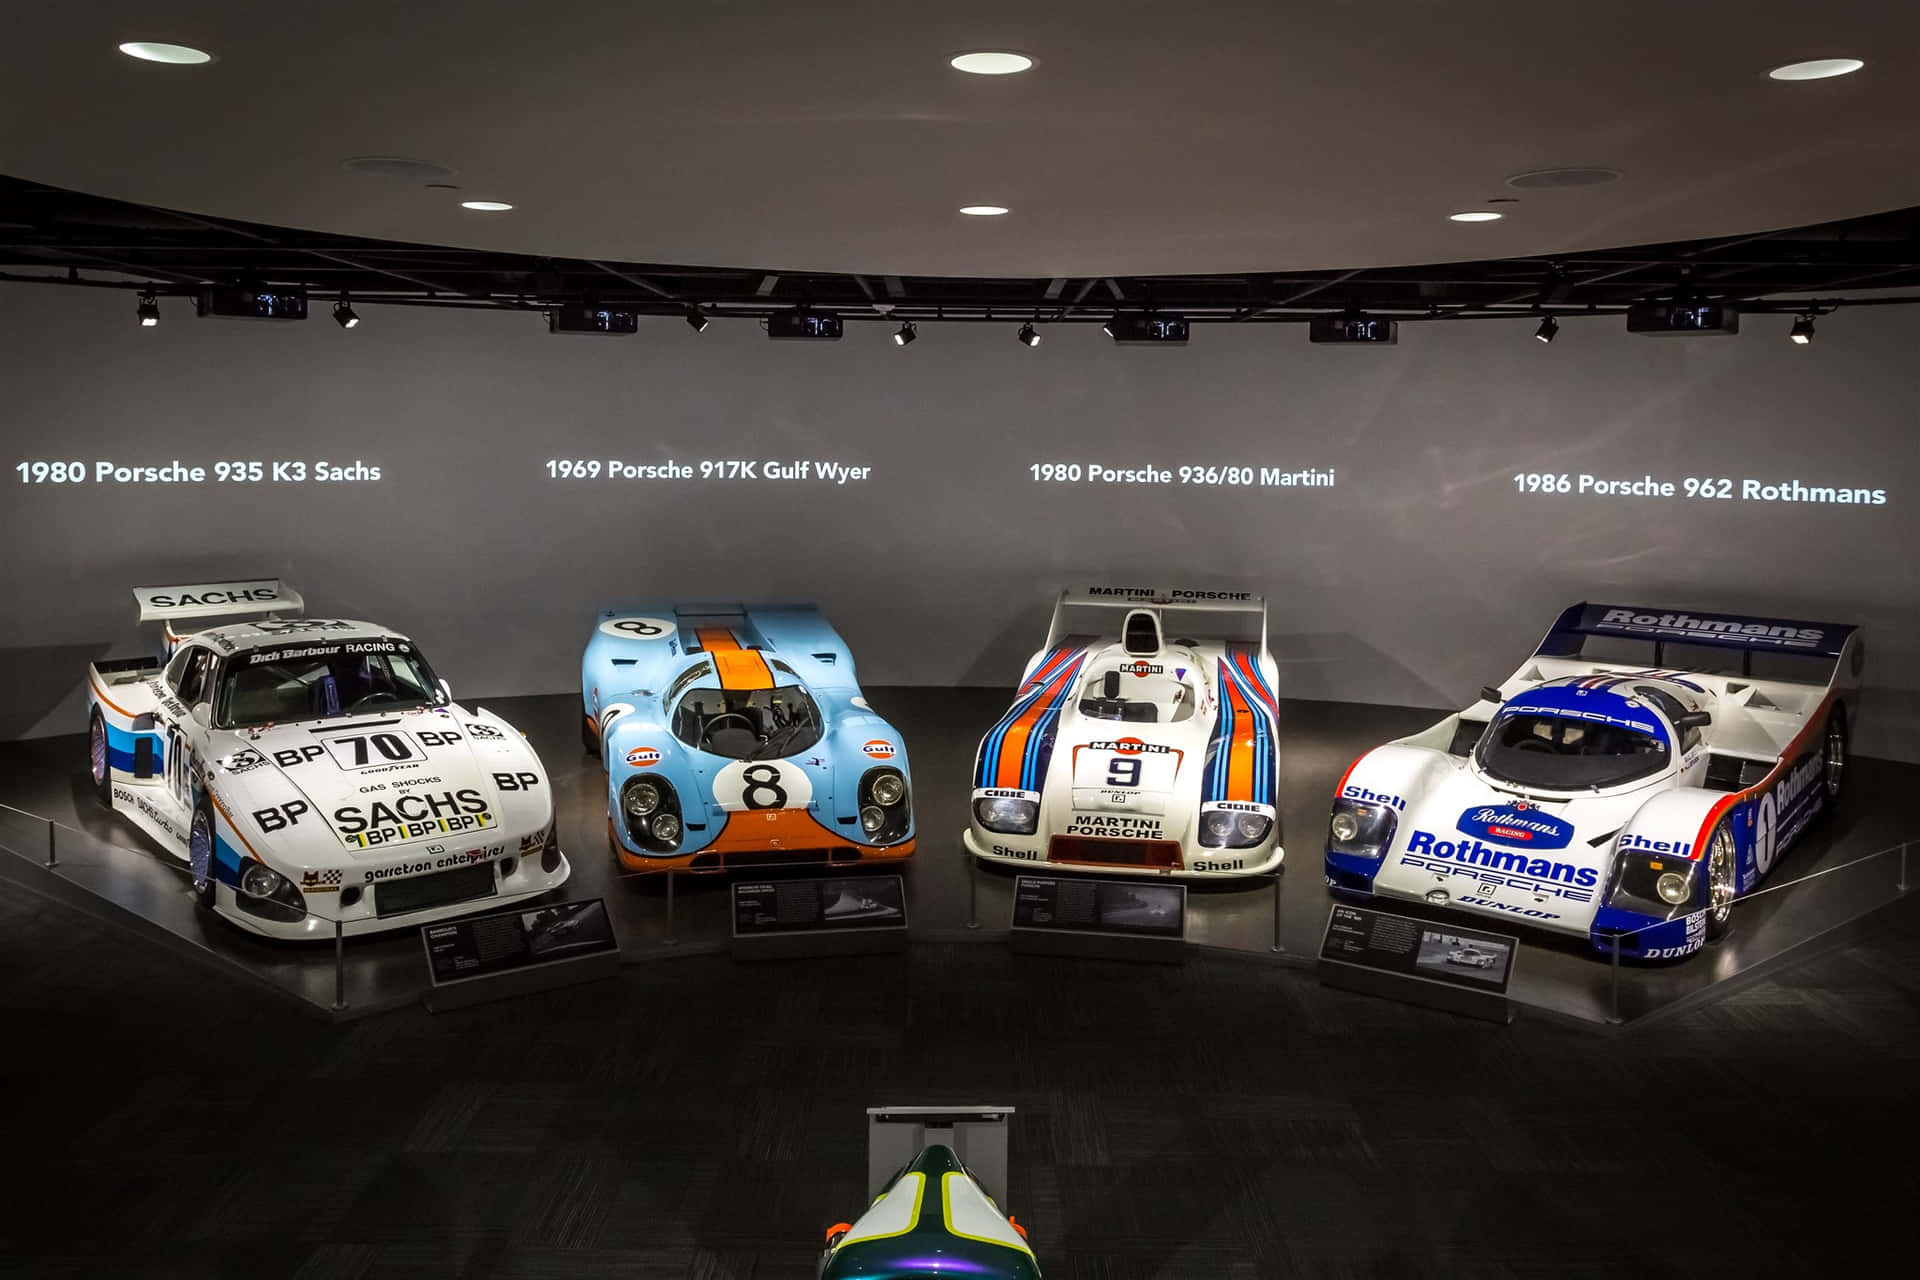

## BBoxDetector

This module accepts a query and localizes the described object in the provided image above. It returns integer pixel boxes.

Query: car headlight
[650,812,682,844]
[1656,871,1690,905]
[623,781,661,817]
[1236,812,1271,843]
[871,773,906,807]
[239,862,286,900]
[1202,810,1236,843]
[860,805,886,834]
[974,795,1038,835]
[1327,798,1396,858]
[1199,806,1272,849]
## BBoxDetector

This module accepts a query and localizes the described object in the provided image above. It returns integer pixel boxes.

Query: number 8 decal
[712,758,814,812]
[741,764,787,809]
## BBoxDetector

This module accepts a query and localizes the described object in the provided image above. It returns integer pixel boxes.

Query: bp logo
[1456,803,1573,850]
[862,740,897,759]
[625,746,663,767]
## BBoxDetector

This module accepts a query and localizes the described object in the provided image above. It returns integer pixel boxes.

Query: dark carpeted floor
[4,881,1918,1279]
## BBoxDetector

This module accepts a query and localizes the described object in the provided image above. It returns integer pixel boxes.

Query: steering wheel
[1512,738,1558,753]
[701,712,758,746]
[345,691,398,712]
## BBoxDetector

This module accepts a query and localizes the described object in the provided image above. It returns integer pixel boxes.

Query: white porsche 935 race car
[86,581,567,939]
[965,587,1282,878]
[1326,603,1860,960]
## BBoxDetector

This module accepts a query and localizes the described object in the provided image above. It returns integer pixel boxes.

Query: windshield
[1475,711,1669,790]
[216,641,444,728]
[1077,662,1196,725]
[672,684,824,760]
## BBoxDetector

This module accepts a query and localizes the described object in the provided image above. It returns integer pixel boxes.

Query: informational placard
[732,875,907,936]
[422,898,617,987]
[1317,903,1517,1021]
[1011,875,1186,940]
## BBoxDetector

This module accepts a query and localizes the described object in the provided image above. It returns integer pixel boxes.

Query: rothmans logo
[1599,608,1824,645]
[1457,804,1574,850]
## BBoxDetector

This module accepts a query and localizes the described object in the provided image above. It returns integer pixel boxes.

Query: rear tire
[88,711,112,806]
[1821,706,1848,805]
[1703,819,1736,941]
[188,799,218,909]
[582,710,599,759]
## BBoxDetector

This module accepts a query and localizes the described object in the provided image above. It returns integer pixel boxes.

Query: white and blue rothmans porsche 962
[1326,603,1861,960]
[85,581,567,939]
[965,587,1282,878]
[582,605,915,873]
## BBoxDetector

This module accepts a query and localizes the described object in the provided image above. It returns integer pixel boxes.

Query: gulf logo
[625,746,664,767]
[863,739,898,760]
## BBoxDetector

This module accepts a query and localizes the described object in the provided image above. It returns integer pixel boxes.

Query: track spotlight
[893,320,917,347]
[333,294,360,329]
[1017,321,1041,347]
[685,305,709,333]
[137,290,160,327]
[1534,315,1558,344]
[1789,314,1815,345]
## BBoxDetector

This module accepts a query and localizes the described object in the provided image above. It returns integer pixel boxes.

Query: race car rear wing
[1534,602,1858,680]
[133,579,305,625]
[1047,587,1266,651]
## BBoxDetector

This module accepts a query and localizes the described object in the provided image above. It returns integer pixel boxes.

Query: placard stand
[1316,903,1514,1024]
[422,898,620,1012]
[1007,874,1187,964]
[730,874,909,959]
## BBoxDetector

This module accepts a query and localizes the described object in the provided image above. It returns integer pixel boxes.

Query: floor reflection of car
[1445,944,1500,969]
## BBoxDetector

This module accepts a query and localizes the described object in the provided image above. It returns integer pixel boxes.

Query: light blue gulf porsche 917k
[581,605,915,873]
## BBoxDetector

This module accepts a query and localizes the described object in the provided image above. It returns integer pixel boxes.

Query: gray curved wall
[3,285,1914,759]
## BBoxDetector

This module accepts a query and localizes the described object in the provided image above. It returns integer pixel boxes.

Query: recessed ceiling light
[1507,167,1621,189]
[1768,58,1863,81]
[950,51,1033,75]
[460,200,513,212]
[960,205,1009,216]
[118,41,212,65]
[1449,210,1503,223]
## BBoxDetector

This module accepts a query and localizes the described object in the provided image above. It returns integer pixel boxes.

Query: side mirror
[191,702,212,727]
[1675,710,1712,731]
[1479,685,1504,705]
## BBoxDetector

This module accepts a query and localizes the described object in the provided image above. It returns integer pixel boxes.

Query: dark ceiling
[1,175,1915,328]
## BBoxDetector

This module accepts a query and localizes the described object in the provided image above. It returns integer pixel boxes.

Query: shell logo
[625,746,663,767]
[863,740,897,759]
[1113,737,1147,755]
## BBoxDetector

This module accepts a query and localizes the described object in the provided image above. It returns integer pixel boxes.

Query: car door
[159,644,215,822]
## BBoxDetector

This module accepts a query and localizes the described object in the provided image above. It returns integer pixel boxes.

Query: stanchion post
[45,821,57,870]
[331,918,346,1012]
[1269,871,1283,953]
[1900,842,1910,894]
[966,849,980,931]
[1608,933,1622,1025]
[664,868,677,945]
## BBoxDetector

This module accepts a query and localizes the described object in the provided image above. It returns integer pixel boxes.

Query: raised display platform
[0,688,1911,1024]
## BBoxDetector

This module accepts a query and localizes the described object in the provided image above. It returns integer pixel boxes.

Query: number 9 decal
[712,759,814,812]
[597,615,675,640]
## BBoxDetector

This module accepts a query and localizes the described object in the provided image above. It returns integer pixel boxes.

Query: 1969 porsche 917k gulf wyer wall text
[583,604,914,872]
[820,1143,1039,1279]
[965,587,1282,878]
[86,580,568,939]
[1325,603,1860,959]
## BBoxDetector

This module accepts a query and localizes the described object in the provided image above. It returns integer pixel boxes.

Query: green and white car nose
[822,1144,1040,1279]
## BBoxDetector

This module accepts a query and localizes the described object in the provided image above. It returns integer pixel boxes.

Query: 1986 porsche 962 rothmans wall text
[966,587,1282,878]
[582,604,914,873]
[86,581,567,939]
[1325,603,1861,959]
[820,1143,1039,1279]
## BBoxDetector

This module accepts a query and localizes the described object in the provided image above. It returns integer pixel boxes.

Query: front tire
[1704,819,1736,941]
[88,711,112,806]
[1821,706,1848,804]
[188,799,218,909]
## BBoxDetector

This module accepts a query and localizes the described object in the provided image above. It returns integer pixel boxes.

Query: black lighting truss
[0,174,1916,327]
